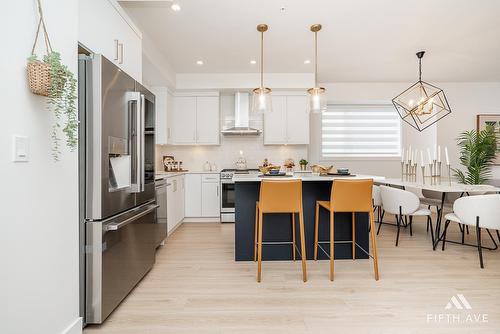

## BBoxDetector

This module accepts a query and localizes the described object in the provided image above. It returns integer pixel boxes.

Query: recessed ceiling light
[304,60,311,64]
[171,3,181,11]
[196,60,204,65]
[250,60,257,65]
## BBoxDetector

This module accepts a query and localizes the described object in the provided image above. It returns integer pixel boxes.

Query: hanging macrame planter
[26,0,78,160]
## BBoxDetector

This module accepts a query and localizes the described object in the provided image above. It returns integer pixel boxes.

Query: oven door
[220,181,235,212]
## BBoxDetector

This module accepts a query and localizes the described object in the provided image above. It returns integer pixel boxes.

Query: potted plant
[453,126,498,184]
[299,159,308,171]
[27,1,78,161]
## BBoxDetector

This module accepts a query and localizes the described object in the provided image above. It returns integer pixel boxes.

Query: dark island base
[235,181,370,261]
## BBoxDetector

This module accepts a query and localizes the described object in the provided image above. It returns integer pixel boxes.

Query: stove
[219,169,259,223]
[220,168,260,180]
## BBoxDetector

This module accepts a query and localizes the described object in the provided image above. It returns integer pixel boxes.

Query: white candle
[239,150,243,156]
[433,145,437,160]
[437,145,441,162]
[408,146,412,162]
[420,150,425,166]
[445,147,450,166]
[427,148,432,164]
[401,149,405,163]
[413,151,417,165]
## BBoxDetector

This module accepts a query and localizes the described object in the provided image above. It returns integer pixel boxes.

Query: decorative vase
[300,164,307,171]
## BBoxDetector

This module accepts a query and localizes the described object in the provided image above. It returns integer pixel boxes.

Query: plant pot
[27,60,66,97]
[300,164,307,171]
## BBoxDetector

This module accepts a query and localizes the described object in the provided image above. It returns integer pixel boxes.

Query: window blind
[321,105,401,158]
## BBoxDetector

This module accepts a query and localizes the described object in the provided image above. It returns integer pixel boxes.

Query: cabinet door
[151,87,167,145]
[196,96,220,145]
[171,97,197,144]
[263,96,286,144]
[184,174,202,217]
[285,95,309,144]
[201,182,220,217]
[177,176,185,223]
[166,180,175,233]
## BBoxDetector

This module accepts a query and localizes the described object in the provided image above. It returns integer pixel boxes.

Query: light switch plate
[13,135,29,162]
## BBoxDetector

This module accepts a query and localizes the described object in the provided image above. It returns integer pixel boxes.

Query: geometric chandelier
[392,51,452,132]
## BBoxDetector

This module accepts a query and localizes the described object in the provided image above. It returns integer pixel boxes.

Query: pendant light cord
[419,57,422,82]
[260,31,264,88]
[314,31,318,87]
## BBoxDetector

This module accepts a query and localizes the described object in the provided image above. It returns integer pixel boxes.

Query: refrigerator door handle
[104,204,159,231]
[128,92,142,193]
[139,94,145,192]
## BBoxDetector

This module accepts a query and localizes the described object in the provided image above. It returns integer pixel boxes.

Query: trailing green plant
[28,52,78,161]
[453,126,498,184]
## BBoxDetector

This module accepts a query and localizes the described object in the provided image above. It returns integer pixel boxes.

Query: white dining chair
[380,186,435,247]
[441,194,500,268]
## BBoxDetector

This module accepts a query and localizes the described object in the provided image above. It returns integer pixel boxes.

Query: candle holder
[401,160,418,182]
[421,165,426,184]
[447,164,452,186]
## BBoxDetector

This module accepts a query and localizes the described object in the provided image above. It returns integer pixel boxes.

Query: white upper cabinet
[172,96,197,144]
[79,0,142,82]
[264,94,309,145]
[170,93,220,145]
[151,87,168,145]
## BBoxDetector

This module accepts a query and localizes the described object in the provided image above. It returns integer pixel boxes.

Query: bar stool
[314,179,379,281]
[254,179,307,282]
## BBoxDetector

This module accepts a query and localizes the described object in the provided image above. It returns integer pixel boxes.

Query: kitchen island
[234,174,384,261]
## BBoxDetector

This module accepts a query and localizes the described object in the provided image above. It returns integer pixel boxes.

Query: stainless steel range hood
[221,92,262,135]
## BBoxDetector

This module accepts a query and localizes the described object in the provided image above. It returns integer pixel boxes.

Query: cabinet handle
[118,43,124,64]
[114,39,119,61]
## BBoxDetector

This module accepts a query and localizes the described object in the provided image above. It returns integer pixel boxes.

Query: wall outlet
[13,135,29,162]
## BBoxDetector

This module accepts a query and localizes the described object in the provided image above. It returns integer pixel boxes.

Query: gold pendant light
[252,24,272,114]
[307,24,326,113]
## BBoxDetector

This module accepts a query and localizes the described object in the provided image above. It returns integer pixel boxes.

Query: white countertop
[376,178,500,193]
[232,173,385,182]
[155,170,219,180]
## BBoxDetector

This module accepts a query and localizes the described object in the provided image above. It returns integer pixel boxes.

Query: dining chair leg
[461,223,466,244]
[352,212,356,260]
[396,207,403,247]
[314,202,319,261]
[257,211,264,282]
[291,213,296,262]
[496,230,500,244]
[329,210,335,281]
[428,216,435,247]
[466,225,469,235]
[441,221,450,251]
[369,209,379,281]
[476,218,484,269]
[254,203,258,262]
[299,209,307,282]
[377,210,383,235]
[409,215,413,236]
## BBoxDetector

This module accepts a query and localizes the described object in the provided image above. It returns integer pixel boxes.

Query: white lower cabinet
[185,173,220,220]
[166,175,185,234]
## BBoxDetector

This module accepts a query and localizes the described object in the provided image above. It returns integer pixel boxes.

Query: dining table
[374,178,500,249]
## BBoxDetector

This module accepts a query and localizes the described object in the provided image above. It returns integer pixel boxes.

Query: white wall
[436,82,500,179]
[309,82,437,177]
[0,1,81,333]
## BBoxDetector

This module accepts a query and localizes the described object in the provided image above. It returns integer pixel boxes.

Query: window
[321,105,401,158]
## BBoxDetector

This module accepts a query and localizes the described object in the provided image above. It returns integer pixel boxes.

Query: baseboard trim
[183,217,220,223]
[61,317,82,334]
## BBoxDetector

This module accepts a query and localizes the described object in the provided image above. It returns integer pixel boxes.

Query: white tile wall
[156,136,308,171]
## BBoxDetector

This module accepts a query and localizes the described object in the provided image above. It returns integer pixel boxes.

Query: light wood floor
[85,216,500,334]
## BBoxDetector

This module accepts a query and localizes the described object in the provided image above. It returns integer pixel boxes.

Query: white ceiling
[122,0,500,82]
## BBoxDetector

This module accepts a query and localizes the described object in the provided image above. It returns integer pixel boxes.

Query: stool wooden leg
[254,203,258,262]
[352,212,356,260]
[257,210,264,282]
[292,213,296,261]
[299,209,307,282]
[369,209,380,280]
[329,210,335,281]
[314,202,319,261]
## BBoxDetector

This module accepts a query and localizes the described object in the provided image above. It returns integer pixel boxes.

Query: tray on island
[259,173,291,177]
[323,173,356,177]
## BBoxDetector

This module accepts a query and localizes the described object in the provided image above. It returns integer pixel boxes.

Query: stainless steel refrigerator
[78,54,158,324]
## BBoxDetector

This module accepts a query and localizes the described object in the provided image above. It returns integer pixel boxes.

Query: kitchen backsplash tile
[156,136,308,171]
